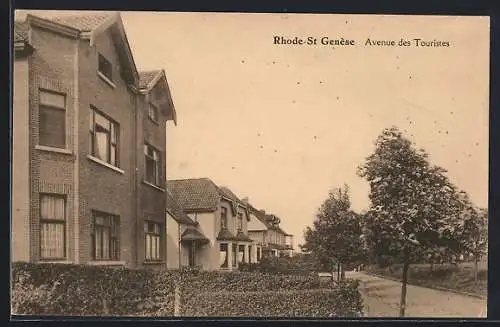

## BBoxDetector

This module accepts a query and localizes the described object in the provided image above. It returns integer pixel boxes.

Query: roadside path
[347,272,487,317]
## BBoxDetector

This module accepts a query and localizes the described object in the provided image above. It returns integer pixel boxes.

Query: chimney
[242,197,249,203]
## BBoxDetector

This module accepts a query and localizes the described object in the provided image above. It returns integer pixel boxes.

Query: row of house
[165,178,294,270]
[11,11,293,271]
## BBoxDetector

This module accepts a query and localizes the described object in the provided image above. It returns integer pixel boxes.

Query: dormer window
[98,53,113,82]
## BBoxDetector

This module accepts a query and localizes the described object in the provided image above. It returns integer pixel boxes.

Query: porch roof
[216,228,236,241]
[181,227,209,244]
[234,231,253,243]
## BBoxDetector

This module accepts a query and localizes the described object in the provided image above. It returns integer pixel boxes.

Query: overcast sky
[18,11,490,248]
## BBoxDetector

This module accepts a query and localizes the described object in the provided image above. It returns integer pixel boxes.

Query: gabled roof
[167,178,250,217]
[15,12,139,86]
[219,186,250,221]
[166,190,196,226]
[167,178,221,212]
[138,69,178,125]
[139,70,160,89]
[50,12,113,31]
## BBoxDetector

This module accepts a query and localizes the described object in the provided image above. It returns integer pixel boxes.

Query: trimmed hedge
[12,262,363,317]
[12,262,179,316]
[365,263,487,297]
[182,280,363,317]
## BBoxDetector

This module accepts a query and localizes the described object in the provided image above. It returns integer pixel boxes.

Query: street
[347,272,487,318]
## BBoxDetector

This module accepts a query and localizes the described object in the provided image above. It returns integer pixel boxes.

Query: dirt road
[348,271,487,318]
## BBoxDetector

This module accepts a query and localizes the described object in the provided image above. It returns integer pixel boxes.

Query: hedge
[12,262,363,317]
[182,281,363,317]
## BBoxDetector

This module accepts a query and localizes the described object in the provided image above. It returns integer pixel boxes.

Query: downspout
[178,223,181,268]
[73,37,80,263]
[133,90,140,267]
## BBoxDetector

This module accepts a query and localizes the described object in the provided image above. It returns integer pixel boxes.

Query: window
[220,243,228,268]
[238,244,245,263]
[89,107,119,167]
[39,90,66,148]
[220,207,228,230]
[91,212,119,260]
[232,244,237,267]
[237,213,243,231]
[98,53,113,82]
[148,103,159,122]
[144,221,161,261]
[40,194,66,259]
[144,144,161,185]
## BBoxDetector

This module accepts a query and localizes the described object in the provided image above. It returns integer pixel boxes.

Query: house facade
[167,178,254,271]
[246,204,294,259]
[12,12,176,268]
[165,190,209,269]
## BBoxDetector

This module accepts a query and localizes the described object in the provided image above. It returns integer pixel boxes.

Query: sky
[17,11,490,249]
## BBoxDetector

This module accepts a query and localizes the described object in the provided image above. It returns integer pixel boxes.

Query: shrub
[12,262,364,317]
[182,280,363,317]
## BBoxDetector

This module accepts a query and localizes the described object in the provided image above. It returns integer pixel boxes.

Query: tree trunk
[399,251,410,317]
[474,255,479,283]
[341,263,345,280]
[337,262,341,282]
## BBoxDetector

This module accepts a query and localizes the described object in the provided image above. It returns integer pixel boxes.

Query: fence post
[174,285,181,317]
[102,298,109,316]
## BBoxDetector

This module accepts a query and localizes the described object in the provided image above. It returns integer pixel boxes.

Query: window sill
[142,180,165,192]
[87,155,124,174]
[97,71,116,89]
[143,260,165,265]
[35,145,73,155]
[39,260,73,264]
[87,260,126,266]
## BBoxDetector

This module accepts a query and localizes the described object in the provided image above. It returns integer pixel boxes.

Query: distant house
[246,202,294,259]
[165,190,209,269]
[167,178,254,271]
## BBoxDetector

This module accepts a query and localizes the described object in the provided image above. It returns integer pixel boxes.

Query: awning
[234,231,253,243]
[216,228,236,241]
[181,228,209,245]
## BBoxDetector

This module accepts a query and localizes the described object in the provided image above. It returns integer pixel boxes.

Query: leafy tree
[357,126,465,317]
[459,202,488,281]
[301,184,365,281]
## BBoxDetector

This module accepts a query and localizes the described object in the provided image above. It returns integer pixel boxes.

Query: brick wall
[28,26,77,262]
[77,30,135,265]
[136,80,169,267]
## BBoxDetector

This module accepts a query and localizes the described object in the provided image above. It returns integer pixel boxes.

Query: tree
[301,184,365,281]
[357,126,465,317]
[459,203,488,282]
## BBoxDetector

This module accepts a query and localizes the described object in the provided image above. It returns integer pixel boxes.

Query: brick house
[166,178,254,271]
[12,12,177,268]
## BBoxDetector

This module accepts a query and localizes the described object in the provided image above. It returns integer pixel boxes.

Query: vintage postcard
[11,10,489,318]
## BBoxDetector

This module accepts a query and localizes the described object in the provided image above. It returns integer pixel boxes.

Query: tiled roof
[50,12,114,32]
[217,228,236,241]
[219,186,246,207]
[167,178,221,212]
[234,231,253,243]
[166,190,196,226]
[139,70,162,89]
[14,12,114,43]
[14,21,29,42]
[181,227,209,244]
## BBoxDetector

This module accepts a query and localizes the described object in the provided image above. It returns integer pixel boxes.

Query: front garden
[11,262,364,317]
